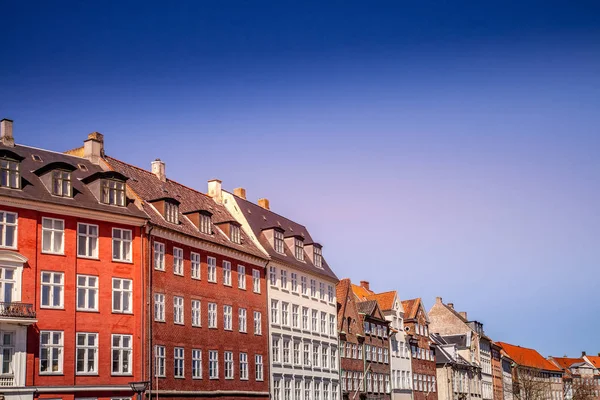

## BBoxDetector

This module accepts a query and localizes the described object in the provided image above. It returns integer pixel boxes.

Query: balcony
[0,302,36,323]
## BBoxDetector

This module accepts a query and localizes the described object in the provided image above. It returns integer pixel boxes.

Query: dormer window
[230,224,241,244]
[165,201,179,224]
[274,230,284,253]
[314,246,322,268]
[200,213,211,234]
[0,158,20,189]
[294,238,304,261]
[52,170,72,197]
[101,179,126,206]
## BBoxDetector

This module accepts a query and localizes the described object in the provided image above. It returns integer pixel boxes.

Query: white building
[223,189,340,400]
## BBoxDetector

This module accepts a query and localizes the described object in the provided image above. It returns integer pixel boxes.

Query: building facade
[492,343,504,400]
[549,355,600,400]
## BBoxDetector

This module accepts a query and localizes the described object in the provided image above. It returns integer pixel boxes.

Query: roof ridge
[15,143,86,160]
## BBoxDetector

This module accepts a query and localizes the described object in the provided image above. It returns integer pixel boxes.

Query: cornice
[268,259,338,284]
[151,390,270,397]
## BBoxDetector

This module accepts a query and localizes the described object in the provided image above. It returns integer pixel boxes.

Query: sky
[1,1,599,357]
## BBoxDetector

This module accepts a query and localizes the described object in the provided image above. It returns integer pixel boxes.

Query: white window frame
[154,242,165,271]
[224,351,234,379]
[173,247,184,276]
[174,347,185,378]
[76,332,98,375]
[41,217,64,254]
[111,334,132,375]
[112,228,132,262]
[208,302,217,328]
[192,349,202,379]
[192,299,201,327]
[240,352,248,380]
[223,261,232,286]
[223,305,232,330]
[254,311,262,335]
[0,211,17,249]
[76,274,98,312]
[255,354,263,381]
[173,296,184,325]
[239,308,247,333]
[191,252,201,280]
[252,269,260,293]
[40,330,63,374]
[112,278,133,314]
[209,350,219,379]
[77,223,98,258]
[207,256,217,283]
[40,271,64,309]
[237,265,246,289]
[154,293,165,322]
[154,345,165,377]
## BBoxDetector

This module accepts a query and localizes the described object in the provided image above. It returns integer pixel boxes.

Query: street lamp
[129,381,149,400]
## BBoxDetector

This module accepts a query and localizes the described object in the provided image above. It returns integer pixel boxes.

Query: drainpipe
[146,223,154,399]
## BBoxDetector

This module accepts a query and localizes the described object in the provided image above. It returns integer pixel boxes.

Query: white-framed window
[294,238,304,260]
[320,311,327,333]
[0,159,20,189]
[283,339,290,364]
[173,247,184,275]
[240,352,248,380]
[305,380,311,400]
[237,265,246,289]
[280,269,287,289]
[319,282,325,300]
[239,308,247,332]
[269,266,276,286]
[301,276,307,295]
[230,224,241,244]
[328,285,334,302]
[224,305,232,330]
[208,302,217,328]
[293,341,300,365]
[303,343,310,366]
[165,201,179,224]
[254,311,262,335]
[101,179,126,206]
[291,273,298,292]
[271,299,279,324]
[252,269,260,293]
[191,252,201,279]
[274,230,284,253]
[314,380,321,400]
[224,351,233,379]
[112,228,132,262]
[192,299,201,326]
[111,334,132,375]
[154,242,165,270]
[41,217,64,254]
[192,349,202,379]
[207,256,217,282]
[77,275,98,311]
[332,384,338,400]
[112,278,132,313]
[209,350,219,379]
[173,296,184,324]
[76,332,98,375]
[281,302,289,326]
[323,382,329,400]
[272,337,280,363]
[312,310,318,331]
[51,170,72,197]
[274,379,281,400]
[329,314,335,335]
[174,347,184,378]
[0,211,17,249]
[285,379,291,400]
[40,330,63,374]
[331,347,337,369]
[255,354,264,381]
[302,307,309,330]
[223,261,231,286]
[292,304,299,328]
[322,346,329,368]
[154,293,165,321]
[310,279,316,297]
[384,348,389,363]
[314,246,322,268]
[295,380,302,400]
[77,223,98,258]
[200,213,211,234]
[154,345,165,377]
[40,271,63,308]
[312,343,319,366]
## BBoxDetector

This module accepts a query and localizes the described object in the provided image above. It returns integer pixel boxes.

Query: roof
[586,356,600,369]
[105,157,267,259]
[401,298,423,320]
[352,283,373,299]
[357,300,378,315]
[232,192,338,281]
[497,342,562,372]
[0,143,146,219]
[443,333,470,348]
[550,357,585,371]
[366,291,397,311]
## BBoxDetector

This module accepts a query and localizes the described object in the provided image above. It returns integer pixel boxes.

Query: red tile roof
[366,291,396,311]
[351,284,373,299]
[497,342,561,372]
[401,298,421,320]
[586,356,600,369]
[550,357,585,370]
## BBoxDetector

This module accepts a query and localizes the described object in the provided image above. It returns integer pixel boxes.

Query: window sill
[76,372,99,376]
[113,259,133,264]
[40,306,65,310]
[41,251,65,256]
[76,309,100,313]
[191,277,201,281]
[111,373,133,377]
[112,311,134,315]
[77,256,100,261]
[40,372,64,376]
[174,322,185,326]
[154,268,166,272]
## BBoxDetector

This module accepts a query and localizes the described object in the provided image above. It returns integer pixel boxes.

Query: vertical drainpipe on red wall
[146,223,154,400]
[33,213,39,390]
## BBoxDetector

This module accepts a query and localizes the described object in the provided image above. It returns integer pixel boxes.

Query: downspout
[146,223,154,399]
[263,259,271,396]
[140,220,148,394]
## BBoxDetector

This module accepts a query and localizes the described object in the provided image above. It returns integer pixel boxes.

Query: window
[154,293,165,321]
[302,307,309,330]
[112,229,133,262]
[252,269,260,293]
[112,278,132,313]
[51,170,71,197]
[301,276,307,295]
[240,352,248,380]
[200,213,211,234]
[320,311,327,333]
[207,257,217,282]
[312,343,319,367]
[274,230,284,253]
[239,308,247,332]
[315,381,321,400]
[331,347,337,369]
[101,179,126,206]
[305,381,311,400]
[77,275,98,311]
[303,343,310,366]
[238,265,246,289]
[312,310,318,332]
[357,344,362,360]
[324,383,329,400]
[75,332,98,375]
[224,305,232,330]
[230,224,241,244]
[310,279,316,297]
[154,242,165,270]
[192,349,202,379]
[280,270,289,290]
[112,334,132,375]
[223,261,232,286]
[292,305,299,328]
[294,238,304,260]
[165,201,179,224]
[378,347,383,363]
[366,344,371,361]
[254,311,262,335]
[332,384,338,400]
[272,337,280,363]
[295,380,302,400]
[293,341,300,364]
[255,354,264,381]
[191,252,201,279]
[0,211,17,248]
[154,345,165,377]
[281,302,289,326]
[269,266,276,286]
[209,350,219,379]
[322,346,328,368]
[274,379,282,400]
[40,331,63,373]
[329,314,335,335]
[290,273,298,292]
[328,285,334,302]
[192,300,201,327]
[319,282,325,300]
[314,246,322,268]
[0,158,20,189]
[271,300,279,324]
[283,340,290,364]
[40,271,63,308]
[173,247,183,275]
[41,218,64,254]
[173,296,184,324]
[384,348,389,363]
[285,380,292,400]
[77,223,98,258]
[224,351,233,379]
[174,347,184,378]
[208,303,217,328]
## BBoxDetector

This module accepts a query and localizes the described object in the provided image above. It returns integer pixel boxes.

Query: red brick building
[402,298,437,400]
[491,343,504,400]
[0,121,148,400]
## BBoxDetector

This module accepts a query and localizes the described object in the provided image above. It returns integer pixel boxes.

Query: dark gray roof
[443,334,469,348]
[357,300,378,315]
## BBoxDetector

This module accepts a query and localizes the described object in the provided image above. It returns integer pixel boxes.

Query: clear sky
[1,1,599,357]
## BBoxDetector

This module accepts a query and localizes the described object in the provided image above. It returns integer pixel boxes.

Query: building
[223,189,340,400]
[352,282,413,400]
[500,353,514,400]
[492,343,505,400]
[0,121,148,400]
[402,298,437,400]
[430,333,481,400]
[428,297,493,400]
[497,342,563,400]
[549,354,600,400]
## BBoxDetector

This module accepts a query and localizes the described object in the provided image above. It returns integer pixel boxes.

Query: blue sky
[1,1,599,357]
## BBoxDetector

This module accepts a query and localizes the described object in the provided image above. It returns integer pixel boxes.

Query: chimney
[234,187,246,200]
[151,159,166,182]
[258,198,270,210]
[0,119,14,147]
[83,132,104,164]
[208,179,222,203]
[447,303,454,309]
[582,351,586,357]
[360,281,370,290]
[459,311,468,320]
[436,297,443,304]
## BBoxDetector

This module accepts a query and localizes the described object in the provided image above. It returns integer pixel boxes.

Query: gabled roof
[585,356,600,369]
[366,291,397,311]
[352,283,373,299]
[402,298,426,321]
[497,342,561,372]
[357,300,378,315]
[550,357,586,371]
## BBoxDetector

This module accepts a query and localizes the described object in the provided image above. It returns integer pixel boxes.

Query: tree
[509,367,552,400]
[570,378,597,400]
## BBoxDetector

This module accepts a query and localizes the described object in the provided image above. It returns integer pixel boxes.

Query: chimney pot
[234,187,246,200]
[208,179,223,204]
[258,198,270,210]
[83,131,105,164]
[151,159,166,182]
[0,119,14,147]
[448,303,454,309]
[360,281,370,290]
[436,297,443,303]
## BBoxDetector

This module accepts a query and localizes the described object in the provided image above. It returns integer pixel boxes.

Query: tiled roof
[232,193,337,281]
[357,300,378,315]
[351,283,373,299]
[366,291,397,311]
[0,143,146,219]
[401,298,421,320]
[105,157,267,259]
[586,356,600,369]
[550,357,585,370]
[497,342,561,372]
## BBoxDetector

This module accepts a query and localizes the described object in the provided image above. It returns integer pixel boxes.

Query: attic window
[31,154,42,162]
[78,164,88,171]
[165,201,179,224]
[0,158,20,189]
[101,179,126,206]
[199,213,211,234]
[274,230,284,254]
[52,170,72,197]
[230,224,241,244]
[314,246,323,268]
[294,238,304,261]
